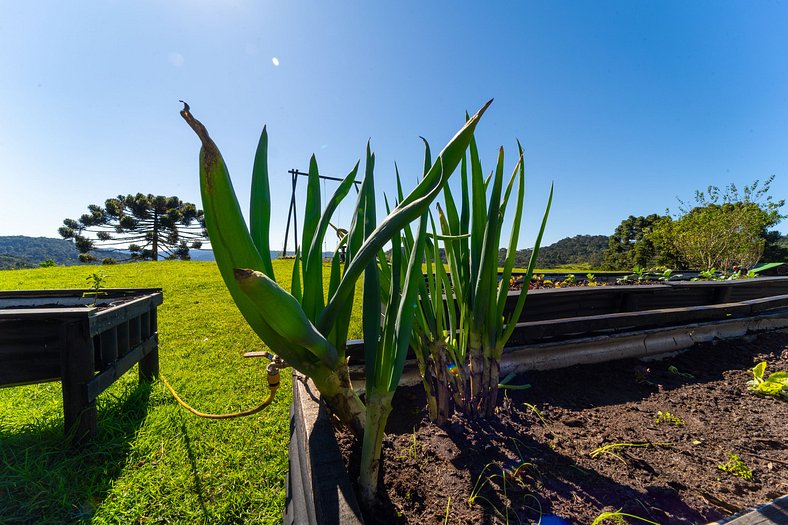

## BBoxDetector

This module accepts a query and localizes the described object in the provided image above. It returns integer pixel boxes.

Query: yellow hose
[160,366,281,420]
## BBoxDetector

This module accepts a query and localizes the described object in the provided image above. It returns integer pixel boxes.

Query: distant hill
[500,235,610,269]
[0,254,37,270]
[0,236,80,267]
[0,236,341,268]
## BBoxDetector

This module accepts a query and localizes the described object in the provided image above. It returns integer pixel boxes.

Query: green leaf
[362,166,382,393]
[390,212,430,391]
[235,268,338,368]
[318,100,492,333]
[495,145,525,327]
[290,250,302,303]
[756,381,785,397]
[766,371,788,386]
[752,361,767,382]
[501,183,553,344]
[473,147,505,341]
[249,126,275,278]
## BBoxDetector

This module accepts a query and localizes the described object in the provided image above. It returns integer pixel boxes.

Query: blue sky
[1,1,787,253]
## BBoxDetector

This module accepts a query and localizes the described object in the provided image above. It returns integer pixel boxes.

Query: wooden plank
[0,307,93,319]
[98,327,118,369]
[129,315,141,347]
[60,321,97,442]
[139,309,159,381]
[508,302,754,344]
[85,336,158,402]
[710,494,788,525]
[87,293,163,336]
[744,294,788,313]
[0,288,162,299]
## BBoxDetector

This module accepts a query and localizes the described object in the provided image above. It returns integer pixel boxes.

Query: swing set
[281,168,361,257]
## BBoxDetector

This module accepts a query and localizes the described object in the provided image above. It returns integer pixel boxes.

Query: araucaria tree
[59,194,207,262]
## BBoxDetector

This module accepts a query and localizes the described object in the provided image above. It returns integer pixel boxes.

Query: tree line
[499,177,786,271]
[43,177,788,270]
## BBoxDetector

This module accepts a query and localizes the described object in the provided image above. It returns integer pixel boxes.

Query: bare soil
[335,331,788,524]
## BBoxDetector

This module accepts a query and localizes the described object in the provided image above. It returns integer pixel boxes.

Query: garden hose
[160,357,284,419]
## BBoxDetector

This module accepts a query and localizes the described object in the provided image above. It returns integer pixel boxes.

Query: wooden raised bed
[0,288,163,441]
[345,276,788,371]
[288,276,788,524]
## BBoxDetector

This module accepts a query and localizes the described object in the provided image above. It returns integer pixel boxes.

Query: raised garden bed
[287,278,788,524]
[0,288,163,441]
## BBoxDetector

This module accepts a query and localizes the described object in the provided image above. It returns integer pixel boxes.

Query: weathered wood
[0,288,162,441]
[99,327,118,369]
[708,494,788,525]
[507,302,754,345]
[139,310,158,382]
[60,321,96,442]
[117,321,130,356]
[87,337,158,402]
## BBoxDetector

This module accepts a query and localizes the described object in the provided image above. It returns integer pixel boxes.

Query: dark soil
[335,331,788,524]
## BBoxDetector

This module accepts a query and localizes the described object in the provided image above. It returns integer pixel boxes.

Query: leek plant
[355,147,430,505]
[410,134,553,422]
[179,100,490,437]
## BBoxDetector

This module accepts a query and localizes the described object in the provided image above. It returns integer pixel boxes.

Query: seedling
[397,429,424,467]
[655,411,685,426]
[668,365,695,379]
[657,268,681,282]
[590,442,672,463]
[83,271,108,306]
[498,371,531,391]
[747,362,788,399]
[591,509,658,525]
[693,268,721,281]
[717,453,753,481]
[559,274,576,287]
[468,461,542,524]
[523,403,560,442]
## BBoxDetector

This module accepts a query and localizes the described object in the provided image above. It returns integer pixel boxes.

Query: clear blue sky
[1,1,787,252]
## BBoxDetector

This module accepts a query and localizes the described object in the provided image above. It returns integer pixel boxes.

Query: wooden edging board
[285,375,365,525]
[290,311,788,525]
[708,494,788,525]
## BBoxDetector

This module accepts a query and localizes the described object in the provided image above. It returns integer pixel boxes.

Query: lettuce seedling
[747,362,788,399]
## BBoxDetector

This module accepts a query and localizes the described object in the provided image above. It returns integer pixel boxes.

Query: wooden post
[117,320,130,356]
[61,320,97,442]
[139,309,159,382]
[99,327,118,369]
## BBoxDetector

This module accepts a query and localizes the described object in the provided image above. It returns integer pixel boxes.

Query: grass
[0,260,362,524]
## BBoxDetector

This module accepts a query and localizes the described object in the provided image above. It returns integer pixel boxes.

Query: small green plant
[39,259,56,268]
[717,453,753,480]
[668,365,695,379]
[591,509,658,525]
[631,265,648,282]
[586,273,598,286]
[617,265,650,284]
[747,362,788,399]
[559,273,576,287]
[693,268,720,281]
[657,268,680,281]
[468,461,542,523]
[83,271,108,306]
[397,429,422,463]
[655,410,685,426]
[590,442,671,463]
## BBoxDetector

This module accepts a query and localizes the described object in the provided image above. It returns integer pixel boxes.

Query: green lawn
[0,260,357,524]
